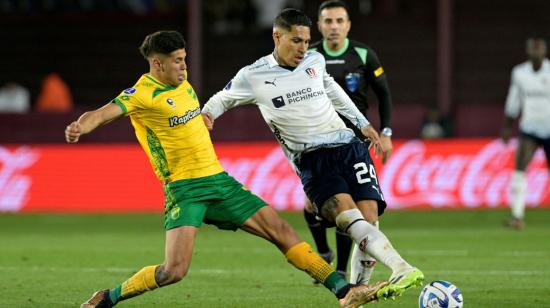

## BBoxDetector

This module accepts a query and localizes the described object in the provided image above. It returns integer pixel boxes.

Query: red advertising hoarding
[0,139,548,212]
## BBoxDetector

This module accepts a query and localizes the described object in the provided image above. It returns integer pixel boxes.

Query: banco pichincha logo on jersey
[270,87,324,108]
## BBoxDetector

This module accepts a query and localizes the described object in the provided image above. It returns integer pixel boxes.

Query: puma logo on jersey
[264,78,277,87]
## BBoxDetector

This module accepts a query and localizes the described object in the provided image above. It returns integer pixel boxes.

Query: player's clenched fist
[65,121,82,143]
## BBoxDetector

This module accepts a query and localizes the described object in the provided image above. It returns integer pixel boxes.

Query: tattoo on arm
[155,265,171,286]
[321,196,340,222]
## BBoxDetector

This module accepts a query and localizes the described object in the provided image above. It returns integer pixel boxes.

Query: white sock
[510,170,527,219]
[336,209,410,274]
[350,221,378,284]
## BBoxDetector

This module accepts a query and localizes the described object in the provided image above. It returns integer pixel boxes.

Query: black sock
[335,283,354,299]
[303,208,330,253]
[335,227,353,272]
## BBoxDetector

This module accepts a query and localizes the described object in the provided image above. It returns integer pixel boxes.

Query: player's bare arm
[65,102,123,143]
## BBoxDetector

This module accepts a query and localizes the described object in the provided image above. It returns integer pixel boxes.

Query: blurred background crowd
[0,0,548,142]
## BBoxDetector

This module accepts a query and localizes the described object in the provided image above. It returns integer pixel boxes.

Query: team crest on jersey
[123,88,136,95]
[345,73,360,92]
[305,67,317,78]
[166,98,176,109]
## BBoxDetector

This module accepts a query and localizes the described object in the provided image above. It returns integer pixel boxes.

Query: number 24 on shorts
[353,162,379,185]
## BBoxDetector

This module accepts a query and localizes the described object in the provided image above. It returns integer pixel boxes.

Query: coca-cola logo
[219,148,305,210]
[0,146,40,212]
[381,140,549,209]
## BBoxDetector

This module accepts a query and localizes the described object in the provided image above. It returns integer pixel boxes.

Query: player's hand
[202,112,214,131]
[361,125,384,158]
[501,126,511,144]
[380,134,393,164]
[65,121,82,143]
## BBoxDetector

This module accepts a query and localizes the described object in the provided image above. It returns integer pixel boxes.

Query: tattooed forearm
[155,265,171,286]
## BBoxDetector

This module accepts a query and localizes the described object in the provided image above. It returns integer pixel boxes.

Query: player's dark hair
[139,31,186,59]
[318,0,350,18]
[526,34,547,43]
[273,8,312,31]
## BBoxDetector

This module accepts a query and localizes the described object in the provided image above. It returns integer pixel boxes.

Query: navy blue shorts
[297,139,387,216]
[520,131,550,165]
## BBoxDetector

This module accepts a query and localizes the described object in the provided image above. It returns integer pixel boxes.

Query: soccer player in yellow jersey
[65,31,387,308]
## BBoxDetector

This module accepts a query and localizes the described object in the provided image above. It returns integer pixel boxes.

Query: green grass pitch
[1,209,549,307]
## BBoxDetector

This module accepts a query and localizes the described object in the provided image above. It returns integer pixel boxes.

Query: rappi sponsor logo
[0,146,40,212]
[381,139,549,208]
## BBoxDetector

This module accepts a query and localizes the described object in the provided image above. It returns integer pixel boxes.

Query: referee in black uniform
[304,0,393,285]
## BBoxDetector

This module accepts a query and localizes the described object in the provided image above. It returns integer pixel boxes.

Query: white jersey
[203,50,370,166]
[504,59,550,138]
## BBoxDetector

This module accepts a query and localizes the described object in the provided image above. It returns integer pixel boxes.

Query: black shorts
[520,130,550,165]
[297,138,387,216]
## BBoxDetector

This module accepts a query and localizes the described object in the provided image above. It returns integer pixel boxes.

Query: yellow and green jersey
[113,73,223,183]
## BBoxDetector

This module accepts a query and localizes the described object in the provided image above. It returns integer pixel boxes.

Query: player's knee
[358,200,379,223]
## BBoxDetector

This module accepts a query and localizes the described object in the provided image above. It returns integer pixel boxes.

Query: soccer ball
[419,280,463,308]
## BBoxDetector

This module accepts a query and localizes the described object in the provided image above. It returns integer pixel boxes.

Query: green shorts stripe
[164,172,267,231]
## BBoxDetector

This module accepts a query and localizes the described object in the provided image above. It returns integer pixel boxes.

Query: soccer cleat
[312,250,335,284]
[339,280,389,308]
[505,217,525,230]
[80,290,114,308]
[376,268,424,300]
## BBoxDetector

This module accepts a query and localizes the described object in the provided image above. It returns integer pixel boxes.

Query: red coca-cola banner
[0,139,548,212]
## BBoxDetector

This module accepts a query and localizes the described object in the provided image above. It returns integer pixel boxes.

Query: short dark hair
[318,0,350,18]
[273,8,312,31]
[526,34,547,43]
[139,31,186,59]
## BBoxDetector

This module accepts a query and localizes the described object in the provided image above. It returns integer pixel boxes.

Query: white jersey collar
[267,53,279,68]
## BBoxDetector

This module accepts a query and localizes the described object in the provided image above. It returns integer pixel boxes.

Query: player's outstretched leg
[242,206,388,306]
[81,264,161,308]
[335,206,424,301]
[81,226,196,307]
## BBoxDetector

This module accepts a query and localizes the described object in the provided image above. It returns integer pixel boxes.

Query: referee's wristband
[381,127,393,137]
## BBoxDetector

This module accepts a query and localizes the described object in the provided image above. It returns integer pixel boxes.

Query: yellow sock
[117,265,159,301]
[285,242,334,284]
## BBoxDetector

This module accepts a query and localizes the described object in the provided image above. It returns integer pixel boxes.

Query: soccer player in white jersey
[502,36,550,230]
[202,8,424,302]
